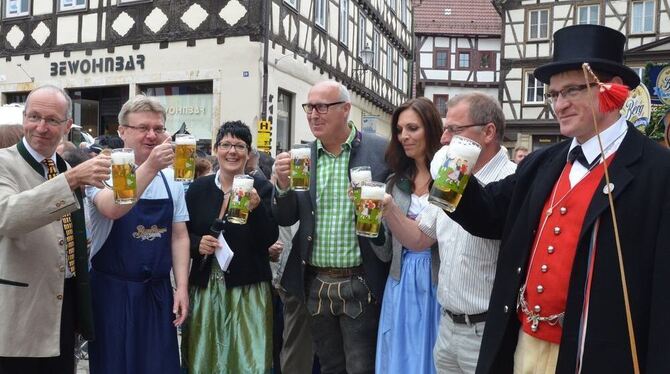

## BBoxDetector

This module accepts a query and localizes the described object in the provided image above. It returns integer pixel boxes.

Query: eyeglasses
[443,123,488,134]
[24,113,68,127]
[545,83,598,105]
[218,142,248,152]
[301,101,345,114]
[123,124,167,134]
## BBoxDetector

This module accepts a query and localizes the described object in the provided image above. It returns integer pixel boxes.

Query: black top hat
[534,25,640,88]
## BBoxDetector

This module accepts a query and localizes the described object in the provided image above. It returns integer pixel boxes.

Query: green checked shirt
[310,125,361,268]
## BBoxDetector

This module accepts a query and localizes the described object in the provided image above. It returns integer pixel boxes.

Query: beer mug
[355,181,386,238]
[428,135,481,212]
[227,174,254,224]
[174,134,196,182]
[107,148,137,205]
[350,166,372,215]
[290,144,311,191]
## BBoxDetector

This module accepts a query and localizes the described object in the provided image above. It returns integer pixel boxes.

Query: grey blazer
[383,175,440,285]
[272,129,391,300]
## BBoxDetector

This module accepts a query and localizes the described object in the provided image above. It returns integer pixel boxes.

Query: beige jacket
[0,145,80,357]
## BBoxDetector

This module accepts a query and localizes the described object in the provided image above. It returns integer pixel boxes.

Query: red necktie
[43,159,76,275]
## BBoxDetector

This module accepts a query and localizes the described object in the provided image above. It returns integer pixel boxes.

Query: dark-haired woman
[375,98,443,374]
[180,121,278,373]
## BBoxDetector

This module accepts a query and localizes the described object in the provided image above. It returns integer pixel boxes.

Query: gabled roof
[414,0,501,36]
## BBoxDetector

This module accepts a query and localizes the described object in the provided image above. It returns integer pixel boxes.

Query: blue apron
[88,172,179,374]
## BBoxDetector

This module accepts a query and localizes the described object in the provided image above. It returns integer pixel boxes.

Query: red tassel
[598,83,630,113]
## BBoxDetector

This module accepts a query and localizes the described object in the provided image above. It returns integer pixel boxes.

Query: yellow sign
[257,120,272,152]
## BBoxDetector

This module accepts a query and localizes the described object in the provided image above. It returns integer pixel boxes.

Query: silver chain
[517,284,565,332]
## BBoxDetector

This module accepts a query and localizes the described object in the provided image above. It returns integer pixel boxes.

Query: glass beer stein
[227,174,254,224]
[428,135,481,212]
[355,181,386,238]
[107,148,137,205]
[290,144,311,191]
[174,134,196,182]
[350,166,372,215]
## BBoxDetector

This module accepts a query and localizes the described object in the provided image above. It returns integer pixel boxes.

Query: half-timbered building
[413,0,502,122]
[497,0,670,151]
[0,0,413,154]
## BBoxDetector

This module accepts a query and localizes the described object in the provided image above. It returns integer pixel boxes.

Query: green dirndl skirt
[181,260,272,374]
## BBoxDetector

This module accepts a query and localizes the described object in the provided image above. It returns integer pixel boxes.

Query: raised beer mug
[290,144,311,191]
[104,148,137,205]
[355,181,386,238]
[227,174,254,224]
[174,134,196,182]
[428,135,481,212]
[350,166,372,215]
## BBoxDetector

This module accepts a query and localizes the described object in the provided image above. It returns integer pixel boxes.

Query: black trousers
[0,278,76,374]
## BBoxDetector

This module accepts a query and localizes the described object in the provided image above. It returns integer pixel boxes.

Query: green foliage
[647,103,670,141]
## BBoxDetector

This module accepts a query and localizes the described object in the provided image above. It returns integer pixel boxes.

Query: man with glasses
[444,25,670,373]
[382,92,516,373]
[273,81,390,373]
[85,95,190,374]
[0,85,111,373]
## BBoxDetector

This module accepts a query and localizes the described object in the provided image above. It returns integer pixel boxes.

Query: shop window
[4,0,29,17]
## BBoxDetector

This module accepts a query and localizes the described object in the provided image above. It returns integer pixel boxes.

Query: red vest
[519,159,610,343]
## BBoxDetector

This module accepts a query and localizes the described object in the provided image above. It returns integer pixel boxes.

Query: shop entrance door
[68,85,129,138]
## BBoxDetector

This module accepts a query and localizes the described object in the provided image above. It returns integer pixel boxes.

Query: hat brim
[534,58,640,89]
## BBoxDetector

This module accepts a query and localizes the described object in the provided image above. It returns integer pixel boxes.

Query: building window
[433,95,449,117]
[630,66,645,79]
[5,0,30,17]
[386,47,394,81]
[117,0,151,4]
[631,0,655,34]
[315,0,327,29]
[59,0,87,11]
[339,0,348,45]
[358,13,367,59]
[478,51,494,70]
[528,9,549,40]
[372,30,380,70]
[458,51,471,69]
[390,0,396,13]
[284,0,297,10]
[401,0,407,24]
[434,48,449,70]
[276,89,293,154]
[577,4,599,25]
[525,72,545,104]
[398,55,406,92]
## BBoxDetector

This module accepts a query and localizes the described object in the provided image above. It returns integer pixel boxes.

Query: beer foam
[351,169,372,186]
[175,136,196,145]
[233,177,254,191]
[111,151,135,165]
[291,147,310,159]
[448,137,481,166]
[360,185,385,200]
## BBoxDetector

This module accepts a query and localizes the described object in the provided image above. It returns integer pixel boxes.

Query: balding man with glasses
[0,85,111,374]
[273,81,391,373]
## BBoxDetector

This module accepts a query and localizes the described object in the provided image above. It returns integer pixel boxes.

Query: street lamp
[354,43,374,80]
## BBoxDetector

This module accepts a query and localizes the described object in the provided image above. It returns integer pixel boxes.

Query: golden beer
[350,166,372,215]
[110,148,137,205]
[174,134,196,182]
[428,136,480,212]
[356,181,386,238]
[290,145,311,191]
[227,175,254,224]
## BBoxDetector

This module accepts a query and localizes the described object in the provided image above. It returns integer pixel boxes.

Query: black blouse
[185,173,278,288]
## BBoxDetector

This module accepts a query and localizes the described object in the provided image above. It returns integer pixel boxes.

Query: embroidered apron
[88,172,179,374]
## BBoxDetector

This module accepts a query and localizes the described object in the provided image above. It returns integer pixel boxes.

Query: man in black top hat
[442,24,670,373]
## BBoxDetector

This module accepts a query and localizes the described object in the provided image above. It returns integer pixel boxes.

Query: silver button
[59,239,64,246]
[547,245,555,254]
[541,264,548,273]
[536,285,544,293]
[307,235,312,242]
[516,267,522,274]
[503,305,509,313]
[559,207,567,215]
[554,226,561,235]
[533,305,541,313]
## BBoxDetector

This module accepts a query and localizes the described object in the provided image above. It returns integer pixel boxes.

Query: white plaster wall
[434,37,450,48]
[423,86,498,101]
[33,1,53,16]
[423,69,449,80]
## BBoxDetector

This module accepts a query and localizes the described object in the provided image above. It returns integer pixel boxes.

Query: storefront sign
[654,65,670,105]
[621,84,651,129]
[49,55,145,76]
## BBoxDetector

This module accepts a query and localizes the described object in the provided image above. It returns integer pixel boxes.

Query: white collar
[22,137,57,166]
[567,116,628,165]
